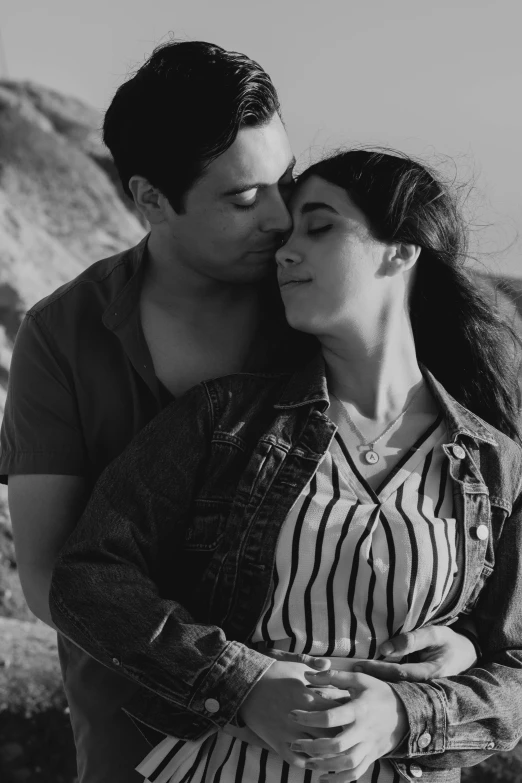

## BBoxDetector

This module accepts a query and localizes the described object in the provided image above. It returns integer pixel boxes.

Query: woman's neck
[321,307,423,422]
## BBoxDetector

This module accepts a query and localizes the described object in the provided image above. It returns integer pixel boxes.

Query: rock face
[0,80,521,782]
[0,80,145,781]
[0,79,145,409]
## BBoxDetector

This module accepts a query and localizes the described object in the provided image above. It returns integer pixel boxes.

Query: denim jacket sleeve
[49,382,273,737]
[389,489,522,770]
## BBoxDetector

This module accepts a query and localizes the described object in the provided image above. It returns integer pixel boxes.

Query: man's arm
[49,383,277,734]
[8,474,89,626]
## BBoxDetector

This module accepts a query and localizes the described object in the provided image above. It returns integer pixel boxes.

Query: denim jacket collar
[422,368,498,447]
[275,350,498,448]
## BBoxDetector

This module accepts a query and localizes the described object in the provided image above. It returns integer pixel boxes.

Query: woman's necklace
[331,388,421,465]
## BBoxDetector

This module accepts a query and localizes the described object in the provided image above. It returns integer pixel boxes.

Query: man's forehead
[204,118,294,194]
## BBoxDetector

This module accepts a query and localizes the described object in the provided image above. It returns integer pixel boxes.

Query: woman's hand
[239,660,343,766]
[352,624,478,682]
[290,669,408,782]
[262,623,477,684]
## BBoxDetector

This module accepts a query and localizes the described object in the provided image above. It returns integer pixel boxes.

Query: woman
[50,150,522,783]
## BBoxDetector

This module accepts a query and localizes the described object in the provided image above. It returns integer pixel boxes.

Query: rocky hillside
[0,80,521,782]
[0,80,146,782]
[0,79,145,409]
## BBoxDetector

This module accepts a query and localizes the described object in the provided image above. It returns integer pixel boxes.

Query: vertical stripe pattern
[139,417,456,783]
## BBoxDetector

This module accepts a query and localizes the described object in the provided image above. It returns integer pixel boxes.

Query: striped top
[253,413,458,658]
[137,410,458,783]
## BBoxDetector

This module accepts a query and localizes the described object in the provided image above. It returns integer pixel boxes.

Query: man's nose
[262,191,292,234]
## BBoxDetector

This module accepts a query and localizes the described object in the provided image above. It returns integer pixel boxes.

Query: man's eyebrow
[221,157,297,197]
[300,202,339,215]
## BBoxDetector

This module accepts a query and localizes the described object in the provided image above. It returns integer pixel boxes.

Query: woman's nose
[275,240,301,267]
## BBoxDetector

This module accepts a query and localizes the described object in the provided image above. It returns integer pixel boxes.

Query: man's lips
[250,245,280,254]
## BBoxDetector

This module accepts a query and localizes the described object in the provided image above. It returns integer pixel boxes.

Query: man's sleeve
[49,383,273,736]
[0,312,88,482]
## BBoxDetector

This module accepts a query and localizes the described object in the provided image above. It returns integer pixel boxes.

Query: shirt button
[452,445,466,459]
[410,764,423,778]
[204,698,220,714]
[475,525,489,541]
[112,657,120,666]
[486,741,495,750]
[418,732,432,748]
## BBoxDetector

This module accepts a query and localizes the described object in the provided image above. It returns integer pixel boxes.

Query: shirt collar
[102,234,150,331]
[275,351,498,448]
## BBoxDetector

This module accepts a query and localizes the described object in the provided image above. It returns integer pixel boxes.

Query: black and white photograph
[0,2,521,782]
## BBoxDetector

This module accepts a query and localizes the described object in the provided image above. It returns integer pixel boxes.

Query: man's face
[164,113,295,284]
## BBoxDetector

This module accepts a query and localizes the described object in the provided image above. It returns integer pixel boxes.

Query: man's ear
[128,176,171,225]
[384,243,422,276]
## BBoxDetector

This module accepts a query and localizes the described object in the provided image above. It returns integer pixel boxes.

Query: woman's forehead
[291,175,366,224]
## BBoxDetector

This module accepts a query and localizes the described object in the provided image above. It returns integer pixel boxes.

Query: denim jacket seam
[187,642,238,708]
[53,592,204,715]
[212,432,247,451]
[489,495,512,512]
[202,380,218,429]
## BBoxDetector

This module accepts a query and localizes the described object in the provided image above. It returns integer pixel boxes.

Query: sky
[2,0,521,277]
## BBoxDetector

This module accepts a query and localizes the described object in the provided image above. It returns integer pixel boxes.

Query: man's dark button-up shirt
[0,235,308,783]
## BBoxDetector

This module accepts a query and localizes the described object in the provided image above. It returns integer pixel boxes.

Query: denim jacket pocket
[184,499,231,551]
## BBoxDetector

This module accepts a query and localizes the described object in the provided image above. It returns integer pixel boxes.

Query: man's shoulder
[27,237,147,323]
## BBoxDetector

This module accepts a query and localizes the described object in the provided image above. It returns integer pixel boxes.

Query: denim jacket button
[452,445,466,459]
[410,764,423,778]
[417,732,431,748]
[204,698,220,714]
[112,657,120,666]
[475,525,489,541]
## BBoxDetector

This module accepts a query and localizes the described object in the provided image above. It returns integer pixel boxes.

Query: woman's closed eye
[307,224,332,236]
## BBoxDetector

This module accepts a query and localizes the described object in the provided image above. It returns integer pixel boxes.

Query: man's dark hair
[103,39,281,212]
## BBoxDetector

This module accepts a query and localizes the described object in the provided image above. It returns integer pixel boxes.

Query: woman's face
[275,175,395,338]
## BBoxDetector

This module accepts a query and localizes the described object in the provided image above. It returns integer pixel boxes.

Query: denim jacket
[50,354,522,782]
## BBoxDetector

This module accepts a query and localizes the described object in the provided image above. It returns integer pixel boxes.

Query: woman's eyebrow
[300,202,339,215]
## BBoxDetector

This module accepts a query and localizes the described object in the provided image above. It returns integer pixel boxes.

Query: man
[1,40,296,783]
[1,39,476,783]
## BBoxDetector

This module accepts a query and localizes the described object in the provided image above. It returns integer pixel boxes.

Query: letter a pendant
[364,448,379,465]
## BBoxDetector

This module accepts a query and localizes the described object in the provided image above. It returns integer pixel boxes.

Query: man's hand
[239,661,343,766]
[351,625,478,682]
[290,669,408,782]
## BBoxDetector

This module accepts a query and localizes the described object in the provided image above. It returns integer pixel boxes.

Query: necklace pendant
[364,448,379,465]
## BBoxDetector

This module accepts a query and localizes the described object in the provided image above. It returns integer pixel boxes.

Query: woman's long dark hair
[299,149,522,442]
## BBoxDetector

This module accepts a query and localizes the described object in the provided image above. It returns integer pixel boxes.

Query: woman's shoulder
[453,403,522,505]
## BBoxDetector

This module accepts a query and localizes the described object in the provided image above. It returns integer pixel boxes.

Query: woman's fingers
[304,745,366,773]
[304,669,361,691]
[351,658,441,682]
[379,627,440,658]
[291,725,361,757]
[265,649,332,671]
[291,699,356,729]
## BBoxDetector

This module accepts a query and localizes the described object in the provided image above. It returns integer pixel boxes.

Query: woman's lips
[279,279,312,290]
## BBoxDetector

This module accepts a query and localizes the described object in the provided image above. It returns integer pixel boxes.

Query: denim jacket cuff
[187,641,274,728]
[388,681,447,757]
